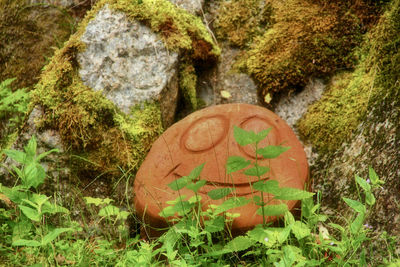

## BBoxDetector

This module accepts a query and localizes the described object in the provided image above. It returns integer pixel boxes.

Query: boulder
[77,5,179,126]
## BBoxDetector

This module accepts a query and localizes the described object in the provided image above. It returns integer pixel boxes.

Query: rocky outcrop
[299,0,400,244]
[1,0,219,193]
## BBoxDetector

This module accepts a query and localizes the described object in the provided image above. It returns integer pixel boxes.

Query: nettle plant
[0,78,30,127]
[157,126,315,264]
[155,126,386,266]
[0,137,76,251]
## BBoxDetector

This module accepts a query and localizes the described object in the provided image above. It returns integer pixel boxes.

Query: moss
[179,60,198,110]
[31,0,219,176]
[0,0,74,89]
[298,70,372,152]
[214,0,272,48]
[108,0,220,59]
[298,0,399,153]
[235,0,367,103]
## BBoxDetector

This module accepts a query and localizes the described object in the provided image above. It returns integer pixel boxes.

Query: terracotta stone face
[134,103,309,235]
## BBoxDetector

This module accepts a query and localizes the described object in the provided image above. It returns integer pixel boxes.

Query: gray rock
[78,5,179,126]
[0,106,68,185]
[274,78,326,164]
[28,0,78,8]
[197,43,258,106]
[169,0,204,14]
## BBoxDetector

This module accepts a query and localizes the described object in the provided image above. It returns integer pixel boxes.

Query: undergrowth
[0,78,30,151]
[1,126,399,266]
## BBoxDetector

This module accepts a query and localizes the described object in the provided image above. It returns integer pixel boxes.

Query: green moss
[298,0,400,153]
[108,0,220,59]
[298,70,372,152]
[0,0,74,89]
[235,0,364,103]
[214,0,272,48]
[179,60,198,110]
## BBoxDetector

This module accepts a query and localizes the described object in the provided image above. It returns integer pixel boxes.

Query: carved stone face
[134,103,308,234]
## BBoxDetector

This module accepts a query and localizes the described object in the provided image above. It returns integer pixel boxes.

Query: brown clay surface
[134,103,309,234]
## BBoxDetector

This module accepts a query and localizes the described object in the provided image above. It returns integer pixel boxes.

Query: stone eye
[238,116,280,159]
[181,115,229,153]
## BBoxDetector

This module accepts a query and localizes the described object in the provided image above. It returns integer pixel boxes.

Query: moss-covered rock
[0,0,76,89]
[300,1,400,260]
[28,0,219,179]
[237,0,368,103]
[297,1,392,153]
[214,0,272,48]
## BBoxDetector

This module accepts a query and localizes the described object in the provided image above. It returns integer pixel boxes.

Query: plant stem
[255,142,266,227]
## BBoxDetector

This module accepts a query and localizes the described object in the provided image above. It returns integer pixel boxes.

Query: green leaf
[24,136,37,162]
[84,197,114,206]
[31,193,49,208]
[256,204,288,216]
[12,219,32,241]
[167,176,189,191]
[42,228,74,245]
[207,188,233,200]
[233,126,258,146]
[19,205,40,221]
[23,163,45,189]
[204,216,225,233]
[284,211,295,225]
[282,245,297,266]
[224,236,255,252]
[244,165,270,177]
[343,198,366,213]
[350,212,365,235]
[369,167,384,185]
[188,195,202,204]
[274,187,314,200]
[213,197,250,215]
[12,239,41,247]
[365,192,376,206]
[3,150,26,164]
[355,175,371,192]
[255,128,272,143]
[159,206,177,217]
[99,205,120,217]
[291,221,311,240]
[253,180,280,194]
[36,148,59,162]
[187,163,205,181]
[257,145,290,159]
[226,156,251,174]
[186,180,206,193]
[42,202,69,215]
[175,201,194,216]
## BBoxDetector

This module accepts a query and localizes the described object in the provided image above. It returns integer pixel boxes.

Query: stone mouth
[198,177,272,197]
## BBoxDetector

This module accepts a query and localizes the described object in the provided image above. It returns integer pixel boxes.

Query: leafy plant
[0,133,397,266]
[156,125,315,264]
[0,78,30,125]
[0,136,76,265]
